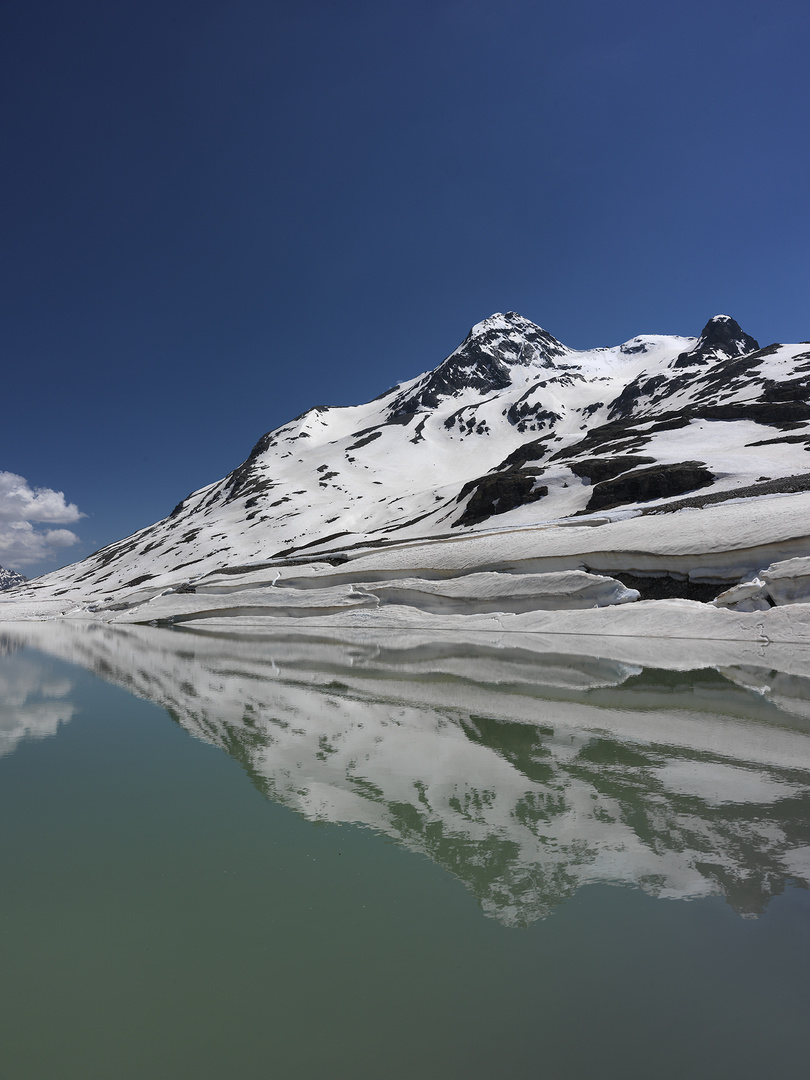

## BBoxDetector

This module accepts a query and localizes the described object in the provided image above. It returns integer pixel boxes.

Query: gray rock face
[388,312,566,419]
[454,468,548,527]
[583,460,715,514]
[673,314,760,367]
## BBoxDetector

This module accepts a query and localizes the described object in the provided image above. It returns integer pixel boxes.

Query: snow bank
[763,557,810,605]
[713,555,810,610]
[367,570,638,614]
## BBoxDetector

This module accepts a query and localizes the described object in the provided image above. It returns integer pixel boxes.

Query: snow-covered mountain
[7,311,810,620]
[0,566,26,591]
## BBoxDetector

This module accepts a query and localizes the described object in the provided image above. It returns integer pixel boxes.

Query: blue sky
[2,0,809,575]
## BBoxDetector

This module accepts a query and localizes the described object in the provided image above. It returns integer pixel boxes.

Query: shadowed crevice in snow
[608,573,726,604]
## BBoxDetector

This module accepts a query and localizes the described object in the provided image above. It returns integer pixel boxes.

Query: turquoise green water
[1,634,810,1079]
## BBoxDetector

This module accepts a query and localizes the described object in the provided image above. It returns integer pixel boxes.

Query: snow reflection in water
[3,622,810,925]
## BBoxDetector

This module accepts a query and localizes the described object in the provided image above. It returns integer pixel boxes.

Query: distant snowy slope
[12,311,810,605]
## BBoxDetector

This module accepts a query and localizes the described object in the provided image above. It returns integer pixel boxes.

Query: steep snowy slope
[9,310,810,610]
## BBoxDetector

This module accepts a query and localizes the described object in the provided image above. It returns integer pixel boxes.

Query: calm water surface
[1,625,809,1079]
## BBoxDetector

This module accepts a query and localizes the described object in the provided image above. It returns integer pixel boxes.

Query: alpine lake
[1,621,809,1080]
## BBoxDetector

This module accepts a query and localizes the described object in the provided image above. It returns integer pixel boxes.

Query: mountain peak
[698,314,759,353]
[0,566,27,591]
[386,312,566,419]
[673,314,759,367]
[461,312,567,365]
[469,310,543,336]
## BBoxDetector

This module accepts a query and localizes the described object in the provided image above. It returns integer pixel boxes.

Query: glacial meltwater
[1,623,809,1080]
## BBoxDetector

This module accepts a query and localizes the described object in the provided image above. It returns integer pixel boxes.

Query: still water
[1,623,809,1079]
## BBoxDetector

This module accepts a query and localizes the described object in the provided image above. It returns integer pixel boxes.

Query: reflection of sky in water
[3,623,810,924]
[0,647,74,757]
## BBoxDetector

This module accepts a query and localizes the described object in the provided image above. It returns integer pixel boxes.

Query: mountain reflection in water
[3,622,810,926]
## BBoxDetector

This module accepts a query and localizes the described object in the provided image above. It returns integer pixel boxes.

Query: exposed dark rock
[684,350,774,401]
[548,414,691,462]
[211,554,350,575]
[444,399,497,435]
[583,461,715,513]
[746,433,810,449]
[453,469,548,528]
[695,401,810,426]
[226,458,276,502]
[673,315,759,367]
[607,374,667,420]
[410,417,427,443]
[760,376,810,402]
[350,416,413,441]
[389,352,512,419]
[387,313,565,420]
[569,456,656,485]
[170,494,193,518]
[641,471,810,513]
[384,509,436,532]
[91,534,143,568]
[496,435,556,470]
[346,430,383,451]
[121,574,155,588]
[274,531,352,557]
[505,391,562,431]
[224,429,277,499]
[172,557,209,571]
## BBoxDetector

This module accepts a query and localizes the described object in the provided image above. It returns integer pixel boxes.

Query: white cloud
[0,471,83,523]
[0,472,85,569]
